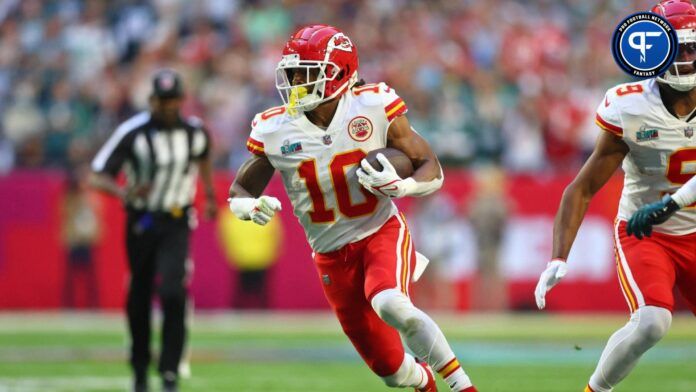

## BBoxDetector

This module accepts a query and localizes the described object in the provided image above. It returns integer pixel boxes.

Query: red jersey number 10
[298,150,379,223]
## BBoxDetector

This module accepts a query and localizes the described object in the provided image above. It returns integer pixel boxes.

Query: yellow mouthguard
[288,86,308,115]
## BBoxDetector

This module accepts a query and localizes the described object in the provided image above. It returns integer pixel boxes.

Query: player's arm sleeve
[91,125,133,177]
[595,89,623,137]
[380,83,409,124]
[672,175,696,208]
[246,114,266,157]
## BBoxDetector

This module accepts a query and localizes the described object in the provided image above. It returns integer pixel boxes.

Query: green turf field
[0,312,694,391]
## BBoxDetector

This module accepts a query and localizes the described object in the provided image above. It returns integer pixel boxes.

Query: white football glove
[228,196,282,226]
[534,259,568,310]
[356,153,410,198]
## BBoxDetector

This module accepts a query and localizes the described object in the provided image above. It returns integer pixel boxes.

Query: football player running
[534,1,696,391]
[227,25,477,392]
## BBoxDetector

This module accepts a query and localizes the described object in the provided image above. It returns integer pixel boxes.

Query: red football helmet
[275,24,359,112]
[652,0,696,90]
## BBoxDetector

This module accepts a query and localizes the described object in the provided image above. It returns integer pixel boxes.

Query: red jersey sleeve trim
[246,137,265,156]
[595,113,623,136]
[385,98,408,122]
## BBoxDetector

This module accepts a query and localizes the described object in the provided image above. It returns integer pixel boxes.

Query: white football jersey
[596,78,696,235]
[246,83,408,252]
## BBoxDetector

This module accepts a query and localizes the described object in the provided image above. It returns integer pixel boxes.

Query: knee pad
[371,289,423,334]
[634,306,671,344]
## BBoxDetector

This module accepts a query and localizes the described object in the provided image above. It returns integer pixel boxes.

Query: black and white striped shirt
[91,111,210,212]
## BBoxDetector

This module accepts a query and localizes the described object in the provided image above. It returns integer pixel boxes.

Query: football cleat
[178,359,191,379]
[415,358,437,392]
[161,371,178,392]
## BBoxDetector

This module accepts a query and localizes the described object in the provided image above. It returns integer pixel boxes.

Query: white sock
[380,353,429,388]
[372,289,473,391]
[588,306,671,392]
[438,358,471,391]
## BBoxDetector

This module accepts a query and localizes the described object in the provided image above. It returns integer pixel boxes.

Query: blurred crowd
[0,0,649,174]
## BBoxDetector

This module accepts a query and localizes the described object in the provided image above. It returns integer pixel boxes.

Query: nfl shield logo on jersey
[322,134,332,145]
[685,127,694,138]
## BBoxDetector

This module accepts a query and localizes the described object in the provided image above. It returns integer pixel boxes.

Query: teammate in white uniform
[535,1,696,391]
[599,78,696,236]
[227,25,477,392]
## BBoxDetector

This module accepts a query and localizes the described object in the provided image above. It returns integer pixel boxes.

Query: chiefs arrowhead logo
[347,116,373,142]
[329,33,353,53]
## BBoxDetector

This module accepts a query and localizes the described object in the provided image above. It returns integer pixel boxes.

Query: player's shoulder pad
[250,105,292,135]
[352,82,408,122]
[351,82,396,106]
[596,81,652,136]
[602,79,652,111]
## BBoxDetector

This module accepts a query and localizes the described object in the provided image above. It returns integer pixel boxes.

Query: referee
[90,69,216,392]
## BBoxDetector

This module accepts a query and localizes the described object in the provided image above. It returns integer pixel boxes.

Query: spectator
[0,0,646,172]
[61,162,100,309]
[468,165,511,311]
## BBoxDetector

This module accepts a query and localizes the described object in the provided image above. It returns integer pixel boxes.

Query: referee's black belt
[126,206,190,220]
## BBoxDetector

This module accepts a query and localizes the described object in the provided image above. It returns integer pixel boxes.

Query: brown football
[364,148,414,178]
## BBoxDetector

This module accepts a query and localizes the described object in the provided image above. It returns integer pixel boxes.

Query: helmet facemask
[658,28,696,91]
[276,54,342,113]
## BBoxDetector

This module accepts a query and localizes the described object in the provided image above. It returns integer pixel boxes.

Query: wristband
[400,170,444,197]
[661,195,681,214]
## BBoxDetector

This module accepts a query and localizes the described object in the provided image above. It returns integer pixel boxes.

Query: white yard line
[0,376,215,392]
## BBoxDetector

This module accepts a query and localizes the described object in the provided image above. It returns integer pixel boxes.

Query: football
[364,148,414,178]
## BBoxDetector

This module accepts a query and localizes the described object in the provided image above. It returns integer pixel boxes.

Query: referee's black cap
[152,69,183,99]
